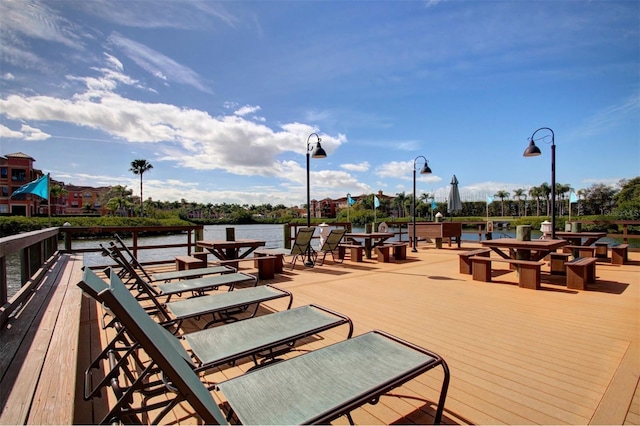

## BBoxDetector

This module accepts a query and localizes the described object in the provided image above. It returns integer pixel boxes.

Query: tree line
[101,158,639,225]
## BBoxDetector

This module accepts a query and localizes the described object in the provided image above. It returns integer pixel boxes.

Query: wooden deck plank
[83,245,639,425]
[0,254,73,424]
[28,254,84,424]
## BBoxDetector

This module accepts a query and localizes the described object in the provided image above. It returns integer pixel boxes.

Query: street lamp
[306,132,327,266]
[412,155,432,252]
[346,192,351,224]
[523,127,556,239]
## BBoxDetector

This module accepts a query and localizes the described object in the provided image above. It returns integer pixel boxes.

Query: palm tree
[529,186,542,216]
[539,182,551,216]
[130,159,153,216]
[513,188,526,217]
[494,190,510,217]
[394,191,407,218]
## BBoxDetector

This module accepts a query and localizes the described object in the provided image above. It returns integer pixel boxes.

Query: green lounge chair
[106,244,257,309]
[316,228,347,265]
[96,269,450,425]
[79,269,353,410]
[77,267,293,400]
[109,233,236,282]
[254,227,317,269]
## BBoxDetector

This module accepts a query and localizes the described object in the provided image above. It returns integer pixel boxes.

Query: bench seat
[458,248,491,274]
[594,242,609,259]
[338,244,364,262]
[175,253,207,270]
[563,245,597,259]
[212,255,281,280]
[469,256,545,290]
[386,242,409,260]
[611,244,629,265]
[549,252,572,275]
[565,257,598,290]
[374,242,408,262]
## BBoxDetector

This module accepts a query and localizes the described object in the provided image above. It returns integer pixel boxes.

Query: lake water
[5,224,634,298]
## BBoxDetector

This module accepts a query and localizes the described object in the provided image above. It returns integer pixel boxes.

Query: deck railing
[0,225,204,328]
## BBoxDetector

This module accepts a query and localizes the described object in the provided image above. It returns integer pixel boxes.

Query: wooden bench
[565,257,598,290]
[374,243,409,262]
[469,256,545,290]
[213,255,280,280]
[375,245,391,262]
[338,244,364,262]
[458,248,491,274]
[595,242,609,259]
[549,252,571,275]
[611,244,629,265]
[254,249,288,273]
[175,253,207,270]
[387,242,409,260]
[563,245,597,259]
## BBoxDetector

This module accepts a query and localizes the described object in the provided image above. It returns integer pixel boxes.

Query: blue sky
[1,0,638,207]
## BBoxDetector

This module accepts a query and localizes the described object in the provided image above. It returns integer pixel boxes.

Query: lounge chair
[254,227,317,269]
[95,269,450,425]
[79,269,354,409]
[105,244,257,308]
[78,267,294,400]
[109,233,236,282]
[316,228,347,265]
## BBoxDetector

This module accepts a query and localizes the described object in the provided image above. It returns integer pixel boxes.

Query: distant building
[60,184,111,216]
[0,151,111,217]
[0,152,44,216]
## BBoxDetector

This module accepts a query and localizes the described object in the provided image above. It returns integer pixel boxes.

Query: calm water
[5,224,634,298]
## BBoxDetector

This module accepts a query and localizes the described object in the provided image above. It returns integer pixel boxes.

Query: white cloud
[0,123,50,140]
[341,162,369,172]
[108,33,212,93]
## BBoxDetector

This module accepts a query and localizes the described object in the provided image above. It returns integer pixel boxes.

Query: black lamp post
[523,127,556,239]
[412,155,432,252]
[306,133,327,266]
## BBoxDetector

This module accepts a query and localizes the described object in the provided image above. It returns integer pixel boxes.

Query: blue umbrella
[448,175,462,215]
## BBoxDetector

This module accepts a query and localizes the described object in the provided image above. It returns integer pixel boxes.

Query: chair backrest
[78,266,109,300]
[96,270,228,424]
[290,227,315,256]
[320,228,346,251]
[113,233,153,281]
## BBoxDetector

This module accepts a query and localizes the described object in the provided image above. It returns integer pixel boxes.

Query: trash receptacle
[516,225,531,241]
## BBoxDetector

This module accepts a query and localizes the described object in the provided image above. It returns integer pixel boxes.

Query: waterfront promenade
[1,239,638,424]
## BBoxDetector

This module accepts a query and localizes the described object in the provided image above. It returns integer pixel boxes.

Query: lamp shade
[419,163,432,174]
[311,142,327,158]
[523,140,542,157]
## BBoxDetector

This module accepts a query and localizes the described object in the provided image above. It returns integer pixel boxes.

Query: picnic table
[555,231,607,247]
[480,238,567,262]
[345,232,395,259]
[196,239,266,262]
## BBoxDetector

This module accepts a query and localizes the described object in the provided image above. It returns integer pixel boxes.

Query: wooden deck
[5,243,640,425]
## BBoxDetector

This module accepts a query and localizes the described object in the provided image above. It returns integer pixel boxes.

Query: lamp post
[306,132,327,266]
[412,155,432,252]
[523,127,556,239]
[346,192,351,224]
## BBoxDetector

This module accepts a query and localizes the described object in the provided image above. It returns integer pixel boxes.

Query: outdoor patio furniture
[108,234,236,282]
[611,244,629,265]
[458,248,491,274]
[79,268,357,420]
[95,269,450,425]
[469,256,546,290]
[254,227,316,269]
[316,228,347,265]
[565,257,598,290]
